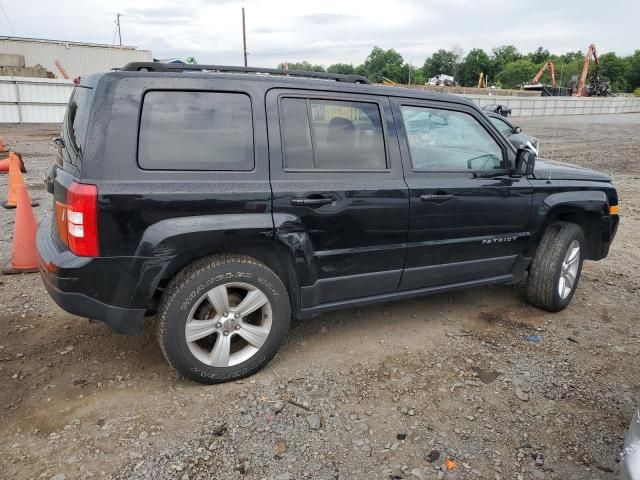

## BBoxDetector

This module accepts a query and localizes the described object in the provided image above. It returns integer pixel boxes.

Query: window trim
[398,102,509,174]
[136,89,256,172]
[277,94,391,173]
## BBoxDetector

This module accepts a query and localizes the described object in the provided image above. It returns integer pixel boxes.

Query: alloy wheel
[558,240,580,299]
[184,282,272,367]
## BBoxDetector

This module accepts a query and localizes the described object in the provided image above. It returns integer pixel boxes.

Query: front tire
[526,222,585,312]
[157,255,291,384]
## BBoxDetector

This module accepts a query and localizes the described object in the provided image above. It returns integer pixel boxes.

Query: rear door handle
[420,194,455,202]
[290,197,333,207]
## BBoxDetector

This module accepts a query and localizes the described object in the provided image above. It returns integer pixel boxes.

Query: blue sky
[2,0,638,67]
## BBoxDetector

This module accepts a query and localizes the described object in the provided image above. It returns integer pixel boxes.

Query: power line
[0,0,15,35]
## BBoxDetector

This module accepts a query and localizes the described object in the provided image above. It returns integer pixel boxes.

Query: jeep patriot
[37,63,619,383]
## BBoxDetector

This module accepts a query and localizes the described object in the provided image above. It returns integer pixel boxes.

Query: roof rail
[119,62,371,84]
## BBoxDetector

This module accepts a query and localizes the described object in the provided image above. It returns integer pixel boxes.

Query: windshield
[489,116,513,136]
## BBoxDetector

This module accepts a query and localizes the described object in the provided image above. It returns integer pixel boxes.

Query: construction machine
[531,61,556,87]
[574,44,598,97]
[477,72,487,88]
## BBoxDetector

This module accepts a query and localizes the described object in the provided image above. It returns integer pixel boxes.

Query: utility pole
[241,8,248,66]
[242,7,248,66]
[116,13,122,46]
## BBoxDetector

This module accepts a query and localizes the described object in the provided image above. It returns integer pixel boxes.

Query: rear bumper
[37,215,148,334]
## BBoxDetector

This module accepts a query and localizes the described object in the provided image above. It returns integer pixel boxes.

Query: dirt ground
[0,114,638,480]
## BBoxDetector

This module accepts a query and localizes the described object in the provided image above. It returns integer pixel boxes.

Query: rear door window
[138,91,254,171]
[280,97,387,170]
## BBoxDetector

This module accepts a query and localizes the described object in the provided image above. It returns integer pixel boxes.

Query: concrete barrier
[405,84,541,97]
[466,94,640,116]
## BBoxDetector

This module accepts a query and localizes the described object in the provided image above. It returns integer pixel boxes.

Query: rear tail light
[57,181,99,256]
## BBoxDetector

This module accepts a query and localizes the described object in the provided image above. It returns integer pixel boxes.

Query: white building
[0,36,153,78]
[0,36,153,123]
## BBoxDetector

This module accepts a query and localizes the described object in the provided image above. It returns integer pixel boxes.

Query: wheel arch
[532,190,609,261]
[157,241,301,313]
[133,214,302,317]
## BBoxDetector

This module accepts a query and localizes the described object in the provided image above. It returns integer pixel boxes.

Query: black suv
[37,63,619,384]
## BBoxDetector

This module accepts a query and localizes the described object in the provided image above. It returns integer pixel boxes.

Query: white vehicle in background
[428,74,456,86]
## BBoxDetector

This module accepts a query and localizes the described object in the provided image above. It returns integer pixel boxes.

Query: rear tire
[526,222,585,312]
[157,255,290,384]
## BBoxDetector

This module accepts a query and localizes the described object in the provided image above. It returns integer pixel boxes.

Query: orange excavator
[574,44,599,96]
[531,61,556,87]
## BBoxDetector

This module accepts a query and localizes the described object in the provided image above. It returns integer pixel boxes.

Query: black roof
[120,62,371,84]
[98,62,476,108]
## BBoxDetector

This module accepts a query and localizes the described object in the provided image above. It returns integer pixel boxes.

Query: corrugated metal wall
[0,37,152,78]
[0,76,73,123]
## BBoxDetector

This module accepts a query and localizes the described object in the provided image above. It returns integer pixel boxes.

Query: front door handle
[420,194,455,202]
[290,196,333,207]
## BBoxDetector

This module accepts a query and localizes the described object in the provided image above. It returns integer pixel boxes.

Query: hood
[533,158,611,182]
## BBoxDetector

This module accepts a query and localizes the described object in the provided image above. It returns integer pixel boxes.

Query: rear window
[61,86,93,168]
[138,91,254,171]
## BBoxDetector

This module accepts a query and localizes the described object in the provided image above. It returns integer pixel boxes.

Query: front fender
[541,190,609,215]
[529,189,610,257]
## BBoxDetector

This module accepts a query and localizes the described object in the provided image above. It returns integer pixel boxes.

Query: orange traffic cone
[3,153,35,208]
[0,151,26,173]
[1,184,39,274]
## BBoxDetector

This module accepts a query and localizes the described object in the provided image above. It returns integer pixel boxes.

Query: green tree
[327,63,355,75]
[559,51,584,64]
[528,47,551,64]
[277,61,325,72]
[362,46,405,83]
[490,45,521,77]
[410,65,426,85]
[496,60,540,88]
[456,48,491,86]
[354,64,366,77]
[422,49,457,79]
[599,52,630,92]
[627,50,640,90]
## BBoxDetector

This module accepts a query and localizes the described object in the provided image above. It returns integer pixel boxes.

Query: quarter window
[138,91,254,171]
[401,106,503,171]
[281,98,387,170]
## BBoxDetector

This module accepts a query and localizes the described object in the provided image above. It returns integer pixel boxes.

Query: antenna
[116,13,122,46]
[550,62,564,162]
[242,7,248,67]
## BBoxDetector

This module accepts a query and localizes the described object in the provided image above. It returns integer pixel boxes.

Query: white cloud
[3,0,638,67]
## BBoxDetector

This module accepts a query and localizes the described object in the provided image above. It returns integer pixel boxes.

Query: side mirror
[514,148,536,176]
[513,126,522,134]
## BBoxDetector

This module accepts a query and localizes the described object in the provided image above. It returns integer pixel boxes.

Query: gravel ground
[0,114,639,480]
